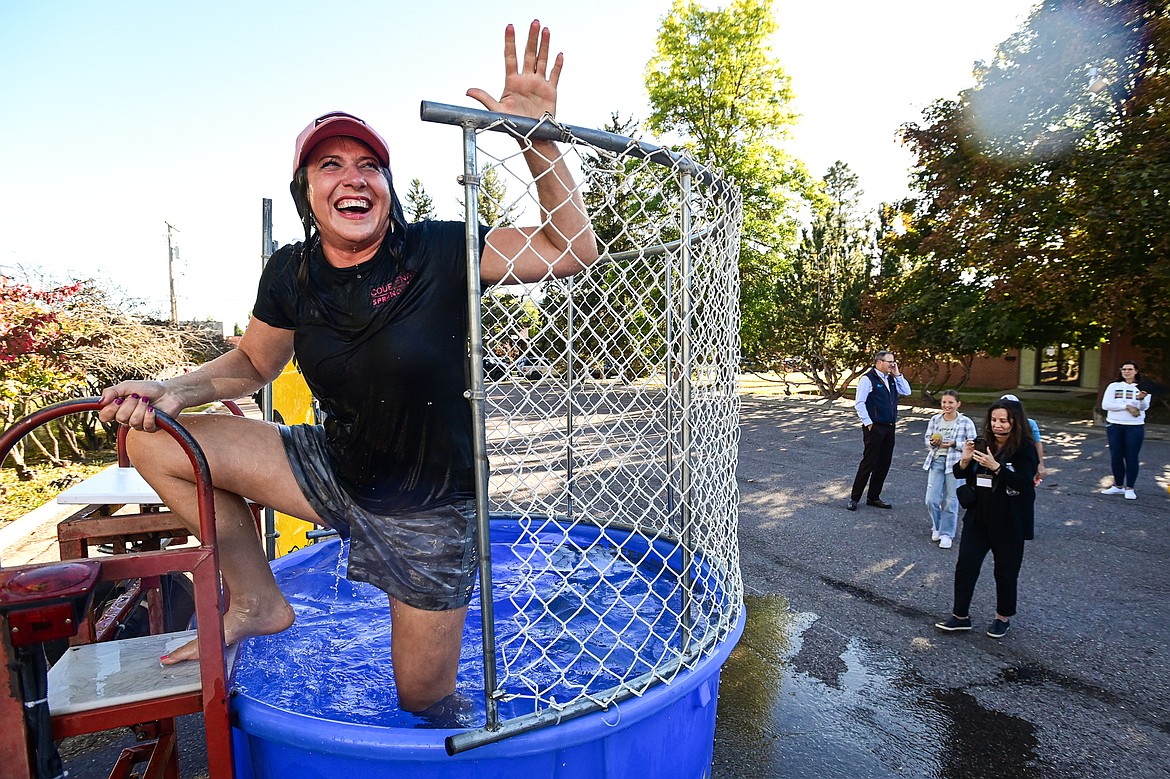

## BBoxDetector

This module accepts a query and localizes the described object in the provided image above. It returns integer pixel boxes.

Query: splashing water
[232,527,705,729]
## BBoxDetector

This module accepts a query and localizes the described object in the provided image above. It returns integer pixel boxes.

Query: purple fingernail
[142,397,151,404]
[130,393,140,399]
[115,397,124,405]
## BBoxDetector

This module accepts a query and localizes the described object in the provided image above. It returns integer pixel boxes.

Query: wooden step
[48,630,236,716]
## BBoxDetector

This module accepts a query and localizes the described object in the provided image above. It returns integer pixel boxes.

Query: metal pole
[260,198,277,561]
[679,171,695,651]
[459,125,500,732]
[261,198,273,260]
[664,229,675,524]
[165,221,179,325]
[565,277,576,524]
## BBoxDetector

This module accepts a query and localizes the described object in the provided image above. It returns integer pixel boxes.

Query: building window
[1037,344,1082,386]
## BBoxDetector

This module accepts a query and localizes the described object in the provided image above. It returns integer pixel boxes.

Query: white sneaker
[1100,486,1125,495]
[1125,489,1137,500]
[939,535,953,549]
[931,529,941,542]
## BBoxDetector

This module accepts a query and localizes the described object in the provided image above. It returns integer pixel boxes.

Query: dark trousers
[1106,423,1145,489]
[951,511,1026,618]
[850,423,896,502]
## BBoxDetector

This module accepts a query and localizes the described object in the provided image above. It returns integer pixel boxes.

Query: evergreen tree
[762,162,875,399]
[404,178,436,223]
[459,164,518,226]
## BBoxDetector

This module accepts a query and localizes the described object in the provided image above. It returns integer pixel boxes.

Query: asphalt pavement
[713,394,1169,778]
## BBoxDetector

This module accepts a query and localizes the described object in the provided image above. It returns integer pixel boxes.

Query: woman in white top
[1100,361,1152,500]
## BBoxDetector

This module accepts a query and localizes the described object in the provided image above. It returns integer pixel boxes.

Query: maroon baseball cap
[292,111,391,175]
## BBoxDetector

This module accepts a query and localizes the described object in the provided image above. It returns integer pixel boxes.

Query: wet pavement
[30,394,1170,778]
[714,596,1045,778]
[712,396,1169,778]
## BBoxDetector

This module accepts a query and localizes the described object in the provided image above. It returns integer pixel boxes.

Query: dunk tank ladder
[0,398,234,779]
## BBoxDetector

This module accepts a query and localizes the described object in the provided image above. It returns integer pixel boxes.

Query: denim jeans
[925,454,958,538]
[1106,423,1145,489]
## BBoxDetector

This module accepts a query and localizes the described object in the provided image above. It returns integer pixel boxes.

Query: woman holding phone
[934,400,1038,639]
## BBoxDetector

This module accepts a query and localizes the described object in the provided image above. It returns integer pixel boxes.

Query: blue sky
[0,0,1035,331]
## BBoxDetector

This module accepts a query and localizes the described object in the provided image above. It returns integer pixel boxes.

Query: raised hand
[466,20,563,121]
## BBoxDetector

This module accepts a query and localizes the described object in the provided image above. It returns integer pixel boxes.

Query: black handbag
[957,482,977,509]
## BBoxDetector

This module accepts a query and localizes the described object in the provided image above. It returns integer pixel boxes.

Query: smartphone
[973,437,988,454]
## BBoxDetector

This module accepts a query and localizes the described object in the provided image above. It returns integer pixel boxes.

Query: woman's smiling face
[305,136,392,260]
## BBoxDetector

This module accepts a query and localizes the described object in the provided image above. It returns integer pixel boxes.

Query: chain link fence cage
[420,103,744,753]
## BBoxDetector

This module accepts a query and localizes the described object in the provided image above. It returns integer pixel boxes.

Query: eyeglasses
[315,111,365,126]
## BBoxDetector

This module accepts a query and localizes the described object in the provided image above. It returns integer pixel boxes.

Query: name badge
[976,475,993,489]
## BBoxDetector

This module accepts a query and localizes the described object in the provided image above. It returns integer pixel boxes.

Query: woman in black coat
[935,400,1038,639]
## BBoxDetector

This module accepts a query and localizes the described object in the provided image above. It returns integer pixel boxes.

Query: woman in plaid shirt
[922,390,977,549]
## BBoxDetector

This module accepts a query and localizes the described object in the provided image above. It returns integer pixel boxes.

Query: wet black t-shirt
[253,221,488,514]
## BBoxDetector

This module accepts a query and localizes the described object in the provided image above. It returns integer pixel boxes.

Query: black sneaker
[986,619,1010,639]
[934,616,972,632]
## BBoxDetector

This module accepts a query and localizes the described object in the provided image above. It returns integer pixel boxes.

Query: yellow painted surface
[271,363,317,557]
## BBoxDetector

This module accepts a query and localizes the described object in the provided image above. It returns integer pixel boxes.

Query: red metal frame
[0,398,235,779]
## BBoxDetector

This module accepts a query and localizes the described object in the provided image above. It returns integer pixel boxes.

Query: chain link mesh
[466,117,744,723]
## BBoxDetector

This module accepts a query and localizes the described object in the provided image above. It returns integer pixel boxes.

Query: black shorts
[278,424,478,611]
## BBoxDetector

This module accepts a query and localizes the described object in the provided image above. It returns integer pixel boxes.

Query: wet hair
[1118,361,1142,383]
[940,389,960,402]
[982,401,1031,459]
[288,154,408,299]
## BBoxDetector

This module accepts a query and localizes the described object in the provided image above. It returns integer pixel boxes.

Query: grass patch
[1,453,118,525]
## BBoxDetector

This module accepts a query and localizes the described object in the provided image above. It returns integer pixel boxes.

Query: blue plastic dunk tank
[231,522,744,778]
[231,104,745,778]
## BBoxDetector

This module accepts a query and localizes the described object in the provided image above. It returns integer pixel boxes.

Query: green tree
[645,0,811,357]
[867,201,997,395]
[404,177,436,223]
[760,162,875,398]
[897,0,1170,372]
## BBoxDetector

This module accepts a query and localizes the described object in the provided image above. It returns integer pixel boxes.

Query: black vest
[864,368,898,424]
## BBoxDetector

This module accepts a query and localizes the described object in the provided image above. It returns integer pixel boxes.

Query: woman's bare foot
[161,596,295,665]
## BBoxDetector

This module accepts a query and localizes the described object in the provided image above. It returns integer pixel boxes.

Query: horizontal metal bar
[304,528,339,541]
[601,220,725,266]
[445,627,721,755]
[419,101,732,194]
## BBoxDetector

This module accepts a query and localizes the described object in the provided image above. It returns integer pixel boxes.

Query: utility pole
[165,221,180,324]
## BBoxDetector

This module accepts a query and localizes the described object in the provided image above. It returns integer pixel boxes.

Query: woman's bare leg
[388,599,469,712]
[126,415,322,663]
